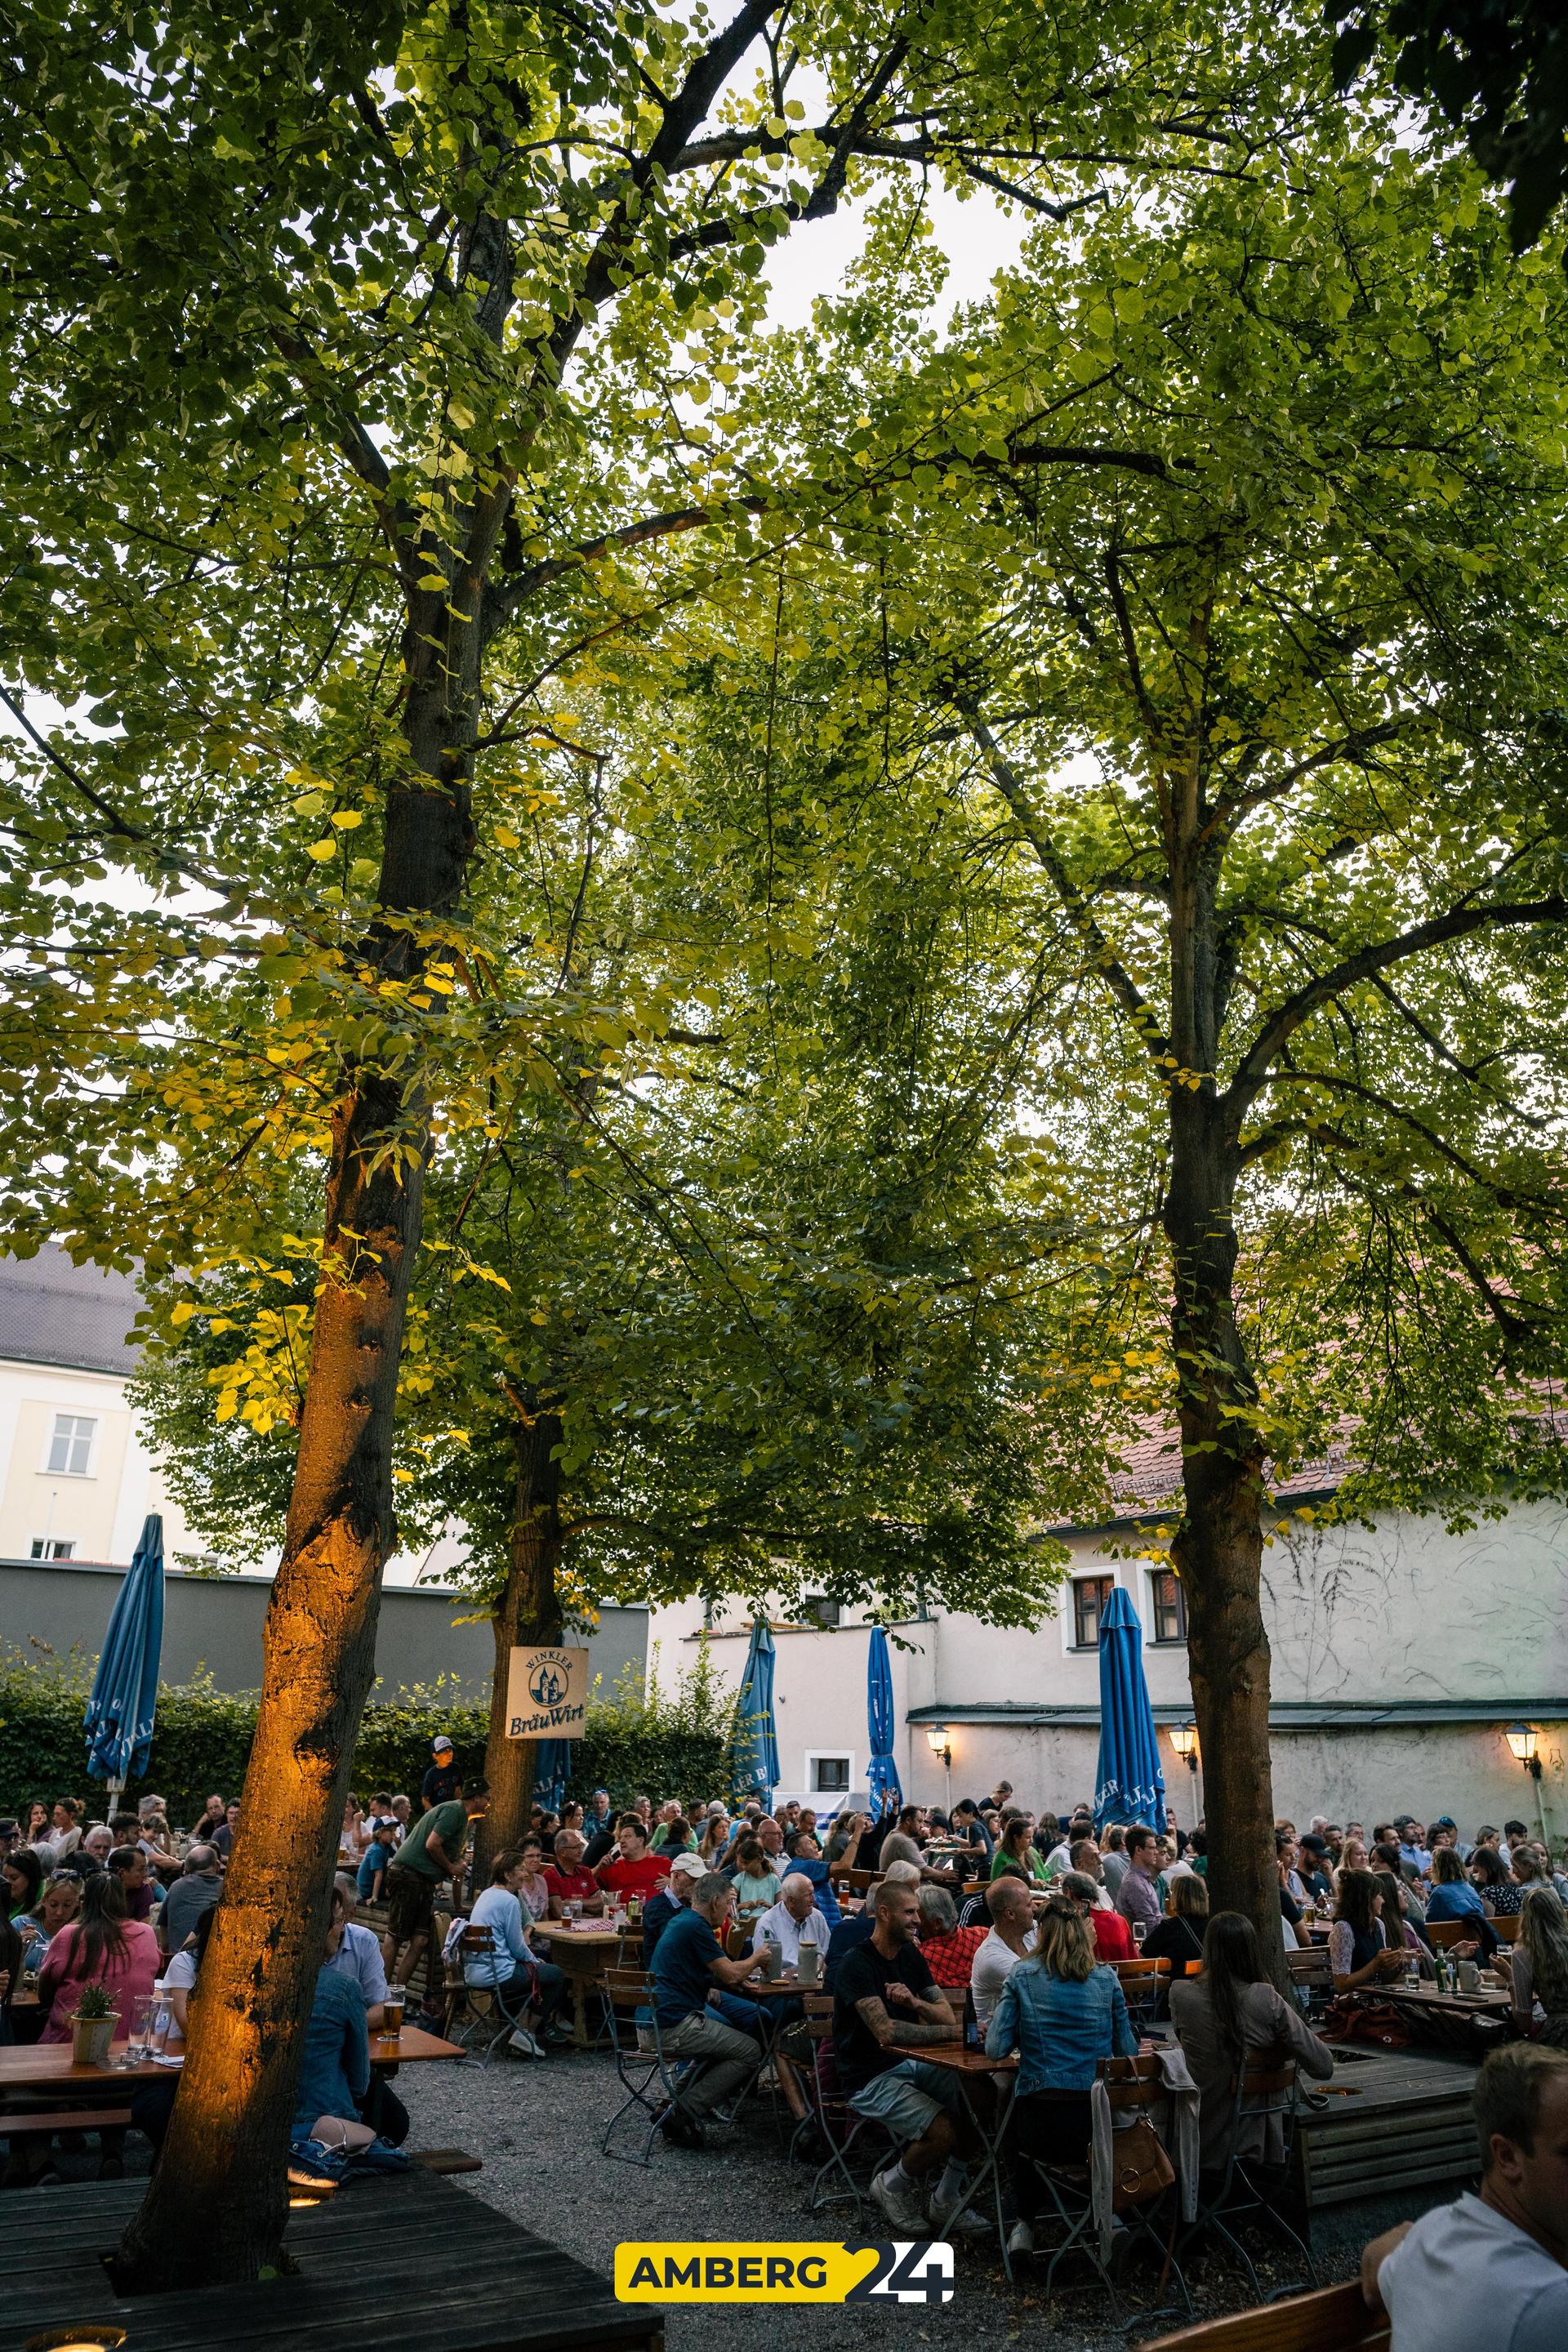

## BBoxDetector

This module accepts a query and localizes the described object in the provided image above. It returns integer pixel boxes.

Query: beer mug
[1457,1961,1480,1993]
[797,1939,821,1987]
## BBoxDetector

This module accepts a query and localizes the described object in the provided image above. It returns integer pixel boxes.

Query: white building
[647,1467,1568,1838]
[0,1248,199,1570]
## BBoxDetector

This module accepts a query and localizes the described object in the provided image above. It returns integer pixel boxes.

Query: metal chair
[1115,1957,1173,2030]
[1018,2056,1191,2327]
[445,1923,532,2064]
[1174,2059,1316,2301]
[796,1993,892,2216]
[599,1967,737,2167]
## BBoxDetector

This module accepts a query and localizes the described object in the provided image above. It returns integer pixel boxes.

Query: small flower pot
[69,2010,118,2067]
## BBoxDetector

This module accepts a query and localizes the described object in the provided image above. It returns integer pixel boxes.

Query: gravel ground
[396,2042,1362,2352]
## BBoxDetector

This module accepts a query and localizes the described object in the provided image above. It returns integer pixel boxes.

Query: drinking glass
[1132,1922,1147,1949]
[122,1993,155,2067]
[566,1897,582,1921]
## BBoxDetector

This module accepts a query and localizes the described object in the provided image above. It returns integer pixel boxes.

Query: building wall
[1,1553,648,1705]
[0,1358,202,1570]
[647,1494,1568,1835]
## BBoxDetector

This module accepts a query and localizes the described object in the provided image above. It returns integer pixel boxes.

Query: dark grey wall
[0,1556,647,1704]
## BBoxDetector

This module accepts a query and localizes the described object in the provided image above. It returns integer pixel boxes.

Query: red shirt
[918,1923,988,1987]
[597,1851,668,1900]
[543,1863,599,1908]
[1090,1908,1136,1963]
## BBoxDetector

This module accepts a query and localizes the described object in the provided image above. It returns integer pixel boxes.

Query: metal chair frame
[795,1993,893,2216]
[1019,2056,1192,2330]
[599,1967,741,2167]
[445,1922,535,2065]
[1174,2059,1317,2302]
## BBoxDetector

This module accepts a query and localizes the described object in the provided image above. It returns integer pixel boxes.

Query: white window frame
[804,1749,856,1797]
[29,1536,77,1560]
[1067,1571,1116,1651]
[42,1412,98,1479]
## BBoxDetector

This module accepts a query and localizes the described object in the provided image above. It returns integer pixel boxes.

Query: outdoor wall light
[24,2330,127,2352]
[1169,1721,1199,1769]
[924,1724,952,1765]
[1506,1722,1543,1779]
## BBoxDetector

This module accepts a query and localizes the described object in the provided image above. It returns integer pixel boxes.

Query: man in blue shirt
[649,1872,768,2145]
[641,1849,704,1962]
[322,1880,408,2143]
[357,1817,399,1904]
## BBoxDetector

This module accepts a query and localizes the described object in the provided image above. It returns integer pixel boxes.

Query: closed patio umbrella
[729,1618,781,1807]
[83,1510,165,1797]
[1093,1585,1166,1832]
[866,1624,902,1813]
[532,1738,572,1816]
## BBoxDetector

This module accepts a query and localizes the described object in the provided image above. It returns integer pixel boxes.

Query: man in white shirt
[1363,2045,1568,2352]
[971,1877,1036,2029]
[323,1874,390,2027]
[751,1873,831,1968]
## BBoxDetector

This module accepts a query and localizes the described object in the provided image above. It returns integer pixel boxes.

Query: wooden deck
[0,2170,663,2352]
[1291,2045,1480,2211]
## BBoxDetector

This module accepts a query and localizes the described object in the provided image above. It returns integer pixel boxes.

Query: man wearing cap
[1298,1835,1334,1906]
[642,1850,705,1962]
[420,1736,462,1811]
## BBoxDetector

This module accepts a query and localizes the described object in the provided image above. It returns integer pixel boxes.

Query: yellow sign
[614,2242,954,2305]
[504,1644,590,1740]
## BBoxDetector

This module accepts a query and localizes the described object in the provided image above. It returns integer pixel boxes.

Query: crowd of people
[6,1757,1568,2336]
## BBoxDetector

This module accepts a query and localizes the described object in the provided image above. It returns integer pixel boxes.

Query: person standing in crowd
[382,1780,490,1993]
[420,1736,463,1810]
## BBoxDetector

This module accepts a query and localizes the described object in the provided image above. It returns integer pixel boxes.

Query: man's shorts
[849,2058,964,2144]
[385,1866,436,1947]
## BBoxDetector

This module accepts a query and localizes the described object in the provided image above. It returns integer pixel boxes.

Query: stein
[797,1939,821,1987]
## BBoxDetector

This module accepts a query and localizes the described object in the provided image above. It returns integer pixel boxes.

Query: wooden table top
[916,2042,1019,2076]
[0,2040,174,2088]
[370,2026,462,2064]
[1382,1983,1511,2011]
[532,1921,624,1944]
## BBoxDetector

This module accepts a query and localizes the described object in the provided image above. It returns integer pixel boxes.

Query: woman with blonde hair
[985,1896,1138,2256]
[1505,1884,1568,2044]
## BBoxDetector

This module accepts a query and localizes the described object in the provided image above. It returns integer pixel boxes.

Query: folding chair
[599,1967,734,2167]
[1286,1946,1334,2020]
[445,1924,533,2064]
[1018,2057,1190,2328]
[1116,1958,1172,2031]
[797,1993,892,2216]
[1175,2059,1316,2301]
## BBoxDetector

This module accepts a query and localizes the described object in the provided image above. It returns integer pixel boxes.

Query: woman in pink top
[38,1872,158,2043]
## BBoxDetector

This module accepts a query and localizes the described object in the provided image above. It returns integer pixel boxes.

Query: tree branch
[1225,896,1568,1129]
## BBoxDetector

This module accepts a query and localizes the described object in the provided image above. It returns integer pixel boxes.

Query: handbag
[1109,2114,1176,2210]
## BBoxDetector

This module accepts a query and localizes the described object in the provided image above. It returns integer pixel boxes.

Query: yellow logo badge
[615,2241,954,2304]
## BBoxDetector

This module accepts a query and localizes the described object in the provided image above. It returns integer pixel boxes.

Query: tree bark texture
[472,1405,565,1886]
[114,687,479,2297]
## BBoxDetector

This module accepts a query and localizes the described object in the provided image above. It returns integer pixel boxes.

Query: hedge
[0,1639,737,1829]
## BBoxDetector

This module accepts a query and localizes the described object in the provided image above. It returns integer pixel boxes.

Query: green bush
[0,1636,739,1826]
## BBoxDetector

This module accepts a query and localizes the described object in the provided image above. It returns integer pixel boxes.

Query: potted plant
[68,1980,119,2067]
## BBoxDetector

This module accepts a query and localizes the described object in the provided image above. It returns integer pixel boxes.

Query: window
[1072,1575,1115,1649]
[29,1538,75,1560]
[807,1753,853,1794]
[1151,1569,1187,1645]
[46,1414,96,1477]
[802,1593,841,1628]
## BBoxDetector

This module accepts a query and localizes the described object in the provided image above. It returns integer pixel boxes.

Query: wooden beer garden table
[530,1920,626,2047]
[0,2025,461,2098]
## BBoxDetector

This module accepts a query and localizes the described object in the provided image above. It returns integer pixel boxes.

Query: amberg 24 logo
[848,2242,956,2304]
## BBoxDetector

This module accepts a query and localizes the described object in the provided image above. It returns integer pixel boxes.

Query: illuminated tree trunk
[472,1403,564,1886]
[113,665,477,2291]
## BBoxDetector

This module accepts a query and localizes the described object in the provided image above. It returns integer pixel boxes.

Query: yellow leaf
[305,839,336,862]
[330,809,363,830]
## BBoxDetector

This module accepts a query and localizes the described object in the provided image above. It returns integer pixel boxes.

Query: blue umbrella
[83,1511,165,1792]
[1093,1584,1166,1832]
[730,1619,781,1807]
[866,1624,902,1814]
[532,1738,572,1816]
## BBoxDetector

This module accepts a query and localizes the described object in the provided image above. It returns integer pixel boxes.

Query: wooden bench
[1138,2278,1391,2350]
[2,2106,132,2136]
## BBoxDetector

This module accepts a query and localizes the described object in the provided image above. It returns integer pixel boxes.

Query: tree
[696,120,1568,1964]
[1330,3,1568,256]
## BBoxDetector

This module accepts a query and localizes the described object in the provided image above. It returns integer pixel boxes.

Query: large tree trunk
[472,1404,564,1886]
[113,680,477,2288]
[1165,1089,1285,1986]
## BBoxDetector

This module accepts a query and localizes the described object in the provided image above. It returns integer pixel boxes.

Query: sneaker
[544,2020,574,2045]
[1006,2219,1036,2257]
[660,2109,705,2149]
[871,2164,931,2237]
[507,2027,544,2060]
[930,2195,991,2238]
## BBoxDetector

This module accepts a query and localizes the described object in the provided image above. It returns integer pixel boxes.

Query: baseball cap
[433,1735,454,1755]
[669,1851,706,1881]
[1300,1833,1328,1855]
